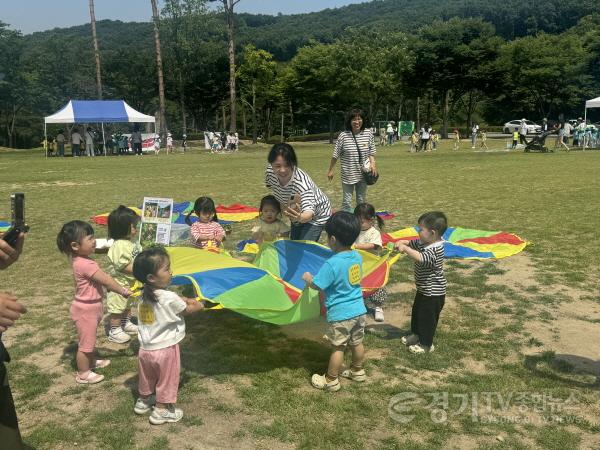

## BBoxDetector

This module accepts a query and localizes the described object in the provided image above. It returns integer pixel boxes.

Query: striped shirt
[190,221,225,249]
[408,239,446,296]
[333,130,376,185]
[265,166,331,226]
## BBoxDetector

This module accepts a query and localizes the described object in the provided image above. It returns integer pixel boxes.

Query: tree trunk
[215,110,219,130]
[89,0,103,99]
[242,102,246,137]
[466,91,474,131]
[151,0,167,139]
[179,72,187,135]
[288,100,294,132]
[328,112,334,144]
[266,107,272,139]
[222,105,227,130]
[416,96,420,131]
[251,84,257,144]
[442,89,449,139]
[224,0,238,133]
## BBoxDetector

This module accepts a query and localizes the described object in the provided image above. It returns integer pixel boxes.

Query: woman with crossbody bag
[327,108,378,212]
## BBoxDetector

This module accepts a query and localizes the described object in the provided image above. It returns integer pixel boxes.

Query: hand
[284,206,302,223]
[370,165,378,177]
[327,169,334,181]
[394,241,408,253]
[302,272,313,285]
[0,292,27,332]
[0,233,24,270]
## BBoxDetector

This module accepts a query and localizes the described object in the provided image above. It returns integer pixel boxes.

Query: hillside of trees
[1,0,599,147]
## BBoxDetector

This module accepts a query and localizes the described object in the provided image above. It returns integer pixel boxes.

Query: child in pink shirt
[57,220,131,384]
[185,197,225,249]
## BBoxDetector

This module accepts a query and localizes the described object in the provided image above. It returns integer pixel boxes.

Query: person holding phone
[265,143,331,241]
[0,232,26,449]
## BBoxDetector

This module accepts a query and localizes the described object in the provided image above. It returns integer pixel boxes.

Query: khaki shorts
[324,314,366,347]
[106,292,132,314]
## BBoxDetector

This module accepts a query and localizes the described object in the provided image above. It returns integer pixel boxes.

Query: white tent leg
[44,123,47,158]
[102,123,107,156]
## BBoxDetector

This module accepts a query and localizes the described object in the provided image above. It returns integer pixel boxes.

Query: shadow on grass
[523,351,599,389]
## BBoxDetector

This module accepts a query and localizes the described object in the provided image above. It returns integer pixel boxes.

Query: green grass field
[1,139,599,449]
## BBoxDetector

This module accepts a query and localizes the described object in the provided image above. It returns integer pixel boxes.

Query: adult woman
[266,143,331,241]
[327,108,378,212]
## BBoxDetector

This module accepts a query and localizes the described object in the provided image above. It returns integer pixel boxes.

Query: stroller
[524,130,554,153]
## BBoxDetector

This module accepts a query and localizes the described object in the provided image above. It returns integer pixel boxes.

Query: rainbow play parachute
[166,240,400,325]
[382,227,528,259]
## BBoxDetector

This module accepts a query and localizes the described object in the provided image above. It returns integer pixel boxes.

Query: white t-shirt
[71,132,82,145]
[137,289,187,351]
[85,131,94,145]
[355,226,382,250]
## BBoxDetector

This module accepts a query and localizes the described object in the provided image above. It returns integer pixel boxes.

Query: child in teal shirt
[302,211,366,392]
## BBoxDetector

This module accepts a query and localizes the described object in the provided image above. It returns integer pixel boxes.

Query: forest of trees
[1,0,599,147]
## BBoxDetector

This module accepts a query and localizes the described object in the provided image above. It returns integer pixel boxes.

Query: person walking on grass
[302,211,367,392]
[480,130,489,150]
[132,247,205,424]
[395,211,448,354]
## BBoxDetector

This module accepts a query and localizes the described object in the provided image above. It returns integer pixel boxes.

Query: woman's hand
[284,206,302,223]
[369,157,378,177]
[327,169,334,181]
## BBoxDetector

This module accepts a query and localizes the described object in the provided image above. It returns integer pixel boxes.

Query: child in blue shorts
[302,211,366,392]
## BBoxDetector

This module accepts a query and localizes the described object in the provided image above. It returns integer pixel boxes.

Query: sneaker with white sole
[401,334,419,346]
[108,327,131,344]
[122,320,138,335]
[408,343,435,354]
[149,405,183,424]
[374,307,384,322]
[76,371,104,384]
[340,368,367,382]
[134,395,156,415]
[311,373,341,392]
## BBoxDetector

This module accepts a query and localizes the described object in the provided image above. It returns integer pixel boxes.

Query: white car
[503,120,541,134]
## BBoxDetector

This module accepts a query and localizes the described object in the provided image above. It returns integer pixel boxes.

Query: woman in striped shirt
[265,143,331,241]
[327,108,378,212]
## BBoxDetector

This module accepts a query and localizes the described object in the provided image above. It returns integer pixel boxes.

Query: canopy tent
[44,100,155,156]
[584,96,600,123]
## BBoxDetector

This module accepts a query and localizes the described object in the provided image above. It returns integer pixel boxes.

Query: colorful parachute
[92,202,258,226]
[167,239,400,325]
[0,221,10,233]
[382,227,528,259]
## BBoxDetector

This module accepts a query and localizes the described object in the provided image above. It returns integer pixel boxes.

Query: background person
[71,128,82,157]
[327,108,378,212]
[266,143,331,241]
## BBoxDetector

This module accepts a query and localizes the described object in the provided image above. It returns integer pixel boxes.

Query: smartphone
[2,193,29,248]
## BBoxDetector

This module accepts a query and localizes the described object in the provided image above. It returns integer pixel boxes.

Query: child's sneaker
[374,307,384,322]
[311,374,341,392]
[340,368,367,382]
[401,334,419,346]
[108,327,131,344]
[134,395,156,415]
[409,343,435,354]
[149,405,183,425]
[93,359,111,369]
[76,371,104,384]
[122,320,138,335]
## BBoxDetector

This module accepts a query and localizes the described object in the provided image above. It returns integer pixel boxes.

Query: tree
[89,0,103,99]
[236,45,276,143]
[151,0,168,138]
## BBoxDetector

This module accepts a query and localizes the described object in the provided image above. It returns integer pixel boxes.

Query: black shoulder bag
[351,132,379,185]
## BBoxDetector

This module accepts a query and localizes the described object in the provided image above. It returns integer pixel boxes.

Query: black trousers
[410,292,445,347]
[0,362,23,449]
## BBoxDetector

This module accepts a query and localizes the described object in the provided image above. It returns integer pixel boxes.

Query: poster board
[139,197,173,247]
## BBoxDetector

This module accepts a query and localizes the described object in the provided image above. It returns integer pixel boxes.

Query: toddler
[251,195,290,243]
[185,197,225,249]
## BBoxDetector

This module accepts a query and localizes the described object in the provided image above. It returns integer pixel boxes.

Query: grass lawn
[1,139,599,449]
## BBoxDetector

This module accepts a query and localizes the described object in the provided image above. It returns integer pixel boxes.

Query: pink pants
[70,300,103,353]
[138,344,180,404]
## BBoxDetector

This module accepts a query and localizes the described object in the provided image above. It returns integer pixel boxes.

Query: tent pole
[584,107,587,124]
[102,123,107,156]
[44,122,47,158]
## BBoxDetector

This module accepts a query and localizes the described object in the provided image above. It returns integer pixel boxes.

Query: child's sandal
[76,371,104,384]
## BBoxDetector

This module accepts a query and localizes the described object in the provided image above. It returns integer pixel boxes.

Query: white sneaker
[149,405,183,424]
[374,307,384,322]
[401,334,419,346]
[122,320,138,335]
[108,327,131,344]
[134,395,156,415]
[409,343,435,354]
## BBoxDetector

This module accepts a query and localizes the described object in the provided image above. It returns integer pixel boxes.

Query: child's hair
[259,195,281,214]
[325,211,361,247]
[418,211,448,237]
[354,203,384,229]
[108,205,140,240]
[57,220,94,255]
[185,196,218,225]
[132,246,170,304]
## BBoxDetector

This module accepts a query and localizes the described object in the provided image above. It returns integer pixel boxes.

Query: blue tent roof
[44,100,155,124]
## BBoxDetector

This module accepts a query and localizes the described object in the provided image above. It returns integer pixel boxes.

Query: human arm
[354,242,379,251]
[0,232,24,270]
[394,241,424,263]
[182,297,205,314]
[301,272,321,291]
[327,157,338,181]
[0,292,27,333]
[91,269,131,297]
[368,131,378,176]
